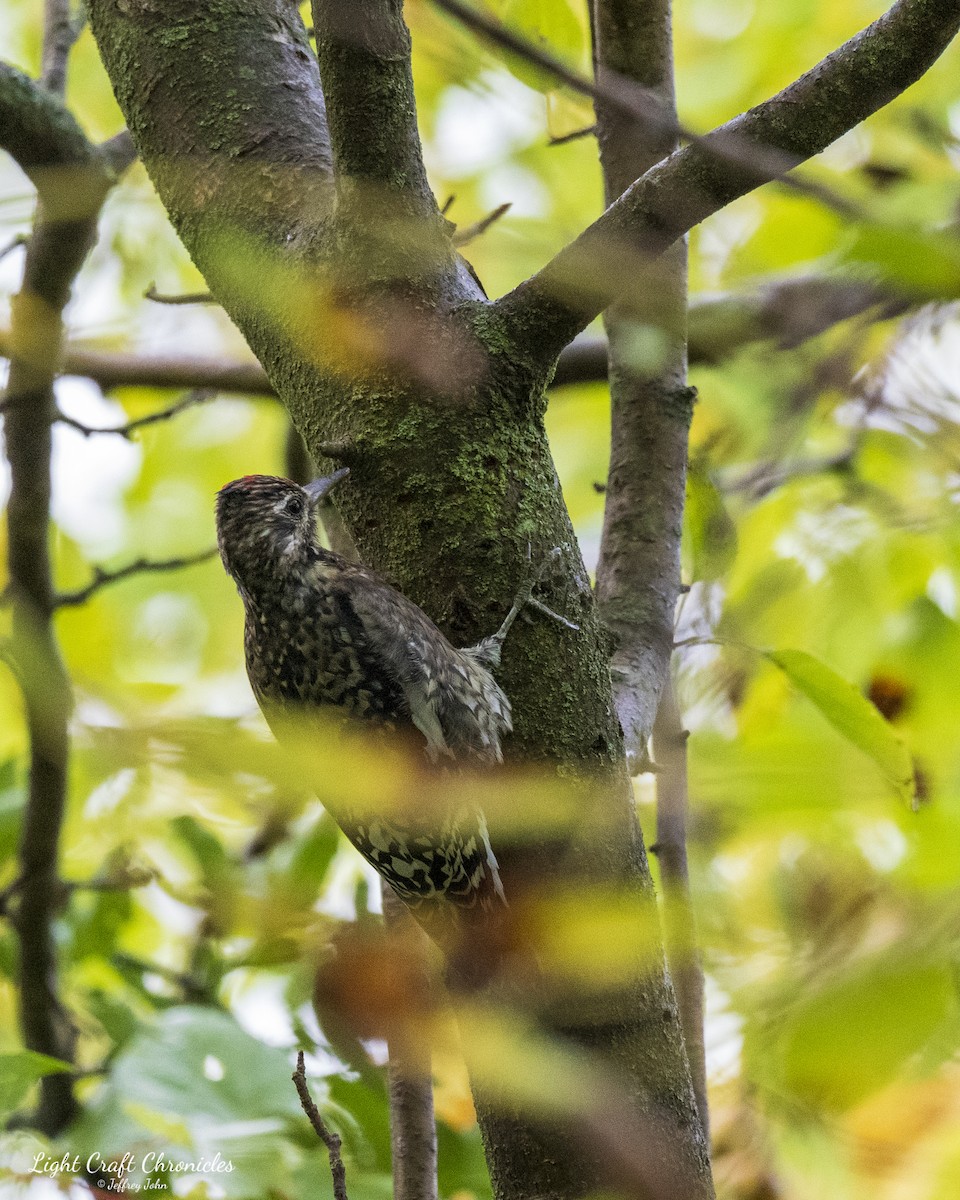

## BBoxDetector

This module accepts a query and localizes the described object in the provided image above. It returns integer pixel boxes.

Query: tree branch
[496,0,960,363]
[433,0,854,219]
[42,0,82,98]
[293,1051,350,1200]
[652,679,708,1138]
[54,549,217,608]
[311,0,434,216]
[590,0,708,1155]
[1,47,118,1140]
[0,274,898,400]
[0,332,275,394]
[311,0,469,303]
[0,61,115,220]
[381,884,439,1200]
[591,0,691,770]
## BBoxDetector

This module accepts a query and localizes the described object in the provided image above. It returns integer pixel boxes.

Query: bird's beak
[303,467,350,505]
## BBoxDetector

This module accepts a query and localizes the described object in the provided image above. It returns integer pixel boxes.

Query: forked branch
[496,0,960,363]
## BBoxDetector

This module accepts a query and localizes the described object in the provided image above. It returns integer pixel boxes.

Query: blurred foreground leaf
[767,649,916,806]
[0,1052,72,1116]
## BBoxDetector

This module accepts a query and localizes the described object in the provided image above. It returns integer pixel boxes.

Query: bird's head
[216,470,348,590]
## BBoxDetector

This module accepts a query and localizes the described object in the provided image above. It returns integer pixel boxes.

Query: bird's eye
[284,494,305,518]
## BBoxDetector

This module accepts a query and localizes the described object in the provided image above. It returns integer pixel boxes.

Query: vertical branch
[6,207,82,1140]
[382,883,439,1200]
[591,0,692,768]
[311,0,435,213]
[652,678,707,1135]
[590,0,708,1144]
[42,0,81,97]
[1,66,116,1135]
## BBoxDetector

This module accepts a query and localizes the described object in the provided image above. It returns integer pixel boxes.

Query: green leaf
[844,222,960,301]
[765,955,955,1110]
[498,0,587,92]
[0,1051,72,1115]
[685,465,738,581]
[766,649,916,805]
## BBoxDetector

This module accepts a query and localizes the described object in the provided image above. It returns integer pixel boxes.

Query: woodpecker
[216,471,560,915]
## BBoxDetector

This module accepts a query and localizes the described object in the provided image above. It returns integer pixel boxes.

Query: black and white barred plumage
[216,473,510,912]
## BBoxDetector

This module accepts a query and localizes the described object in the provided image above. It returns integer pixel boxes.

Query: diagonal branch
[496,0,960,365]
[433,0,855,219]
[0,61,114,220]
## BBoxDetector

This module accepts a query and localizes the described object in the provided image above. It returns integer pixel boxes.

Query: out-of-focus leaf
[844,222,960,300]
[685,465,738,581]
[71,890,134,960]
[0,759,23,865]
[0,1051,72,1115]
[767,649,916,805]
[70,1007,307,1198]
[326,1075,392,1171]
[86,989,140,1053]
[104,1006,303,1122]
[498,0,587,92]
[761,953,956,1110]
[171,815,235,888]
[283,813,340,906]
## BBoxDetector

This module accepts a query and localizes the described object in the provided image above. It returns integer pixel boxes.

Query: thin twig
[54,388,217,438]
[452,202,511,246]
[145,283,216,306]
[432,0,857,219]
[55,549,218,608]
[549,124,597,146]
[293,1051,349,1200]
[722,444,859,499]
[64,872,154,893]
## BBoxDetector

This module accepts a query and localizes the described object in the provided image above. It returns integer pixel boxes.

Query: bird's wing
[343,578,512,763]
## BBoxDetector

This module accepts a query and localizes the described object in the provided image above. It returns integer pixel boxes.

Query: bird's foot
[467,545,578,668]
